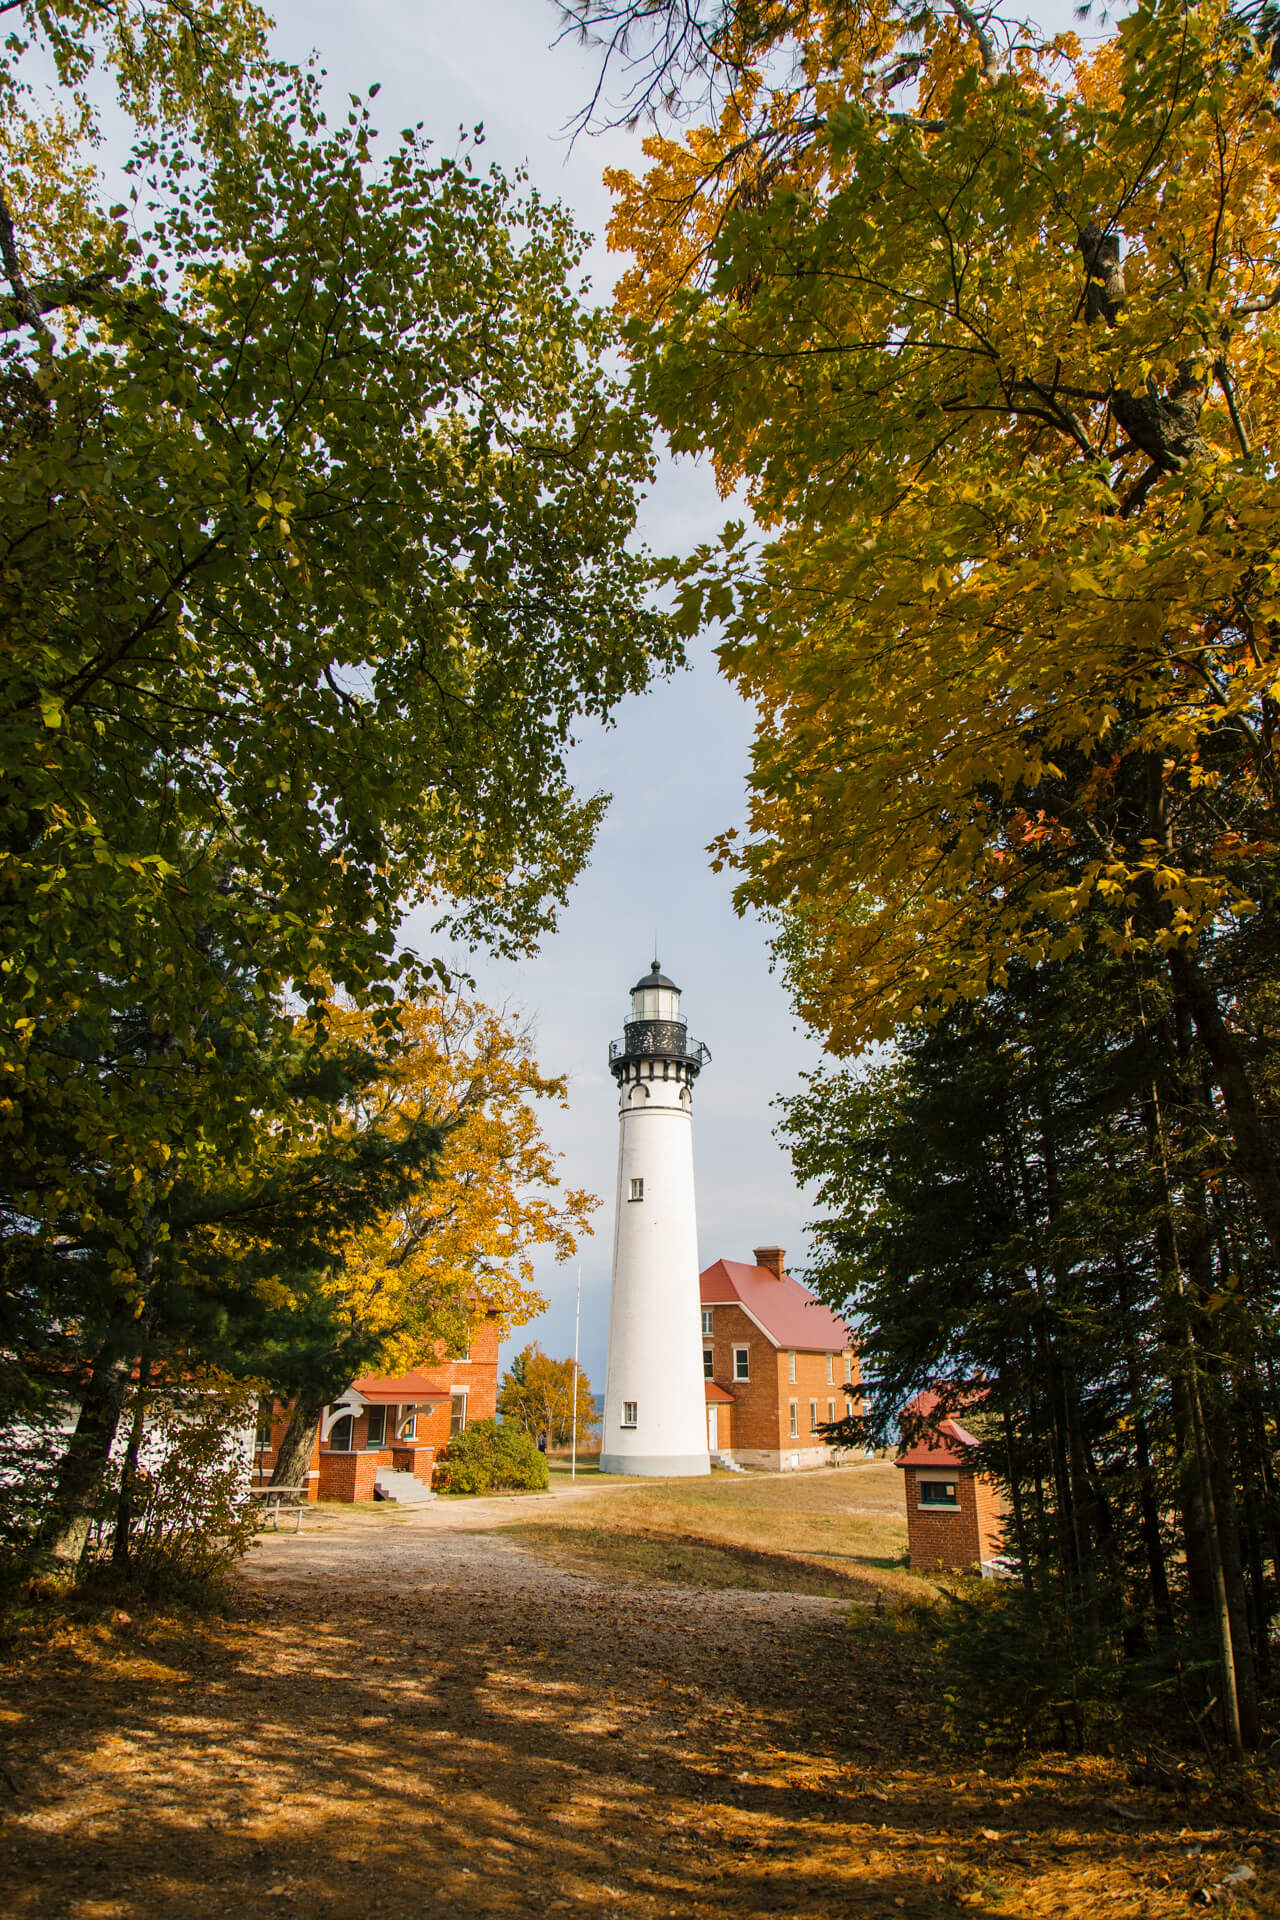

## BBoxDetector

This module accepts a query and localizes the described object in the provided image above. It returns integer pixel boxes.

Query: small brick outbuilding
[897,1390,1004,1573]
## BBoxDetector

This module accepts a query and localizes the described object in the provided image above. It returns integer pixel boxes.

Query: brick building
[896,1390,1004,1572]
[255,1314,500,1503]
[699,1247,859,1471]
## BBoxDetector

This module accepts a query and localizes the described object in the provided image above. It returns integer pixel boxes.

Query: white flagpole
[570,1263,582,1482]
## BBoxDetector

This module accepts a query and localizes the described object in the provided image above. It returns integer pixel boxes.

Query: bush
[436,1418,548,1495]
[84,1377,260,1605]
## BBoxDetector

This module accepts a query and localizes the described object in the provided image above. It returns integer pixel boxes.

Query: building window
[365,1405,387,1448]
[400,1409,417,1441]
[703,1347,714,1379]
[809,1399,819,1433]
[920,1480,959,1507]
[450,1391,468,1438]
[733,1347,750,1382]
[629,1177,644,1202]
[622,1401,637,1428]
[328,1414,354,1452]
[845,1353,853,1384]
[701,1308,713,1336]
[789,1400,799,1439]
[826,1353,834,1385]
[827,1398,836,1425]
[788,1351,797,1383]
[255,1398,274,1448]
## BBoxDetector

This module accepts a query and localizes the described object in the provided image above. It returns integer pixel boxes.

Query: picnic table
[249,1486,307,1532]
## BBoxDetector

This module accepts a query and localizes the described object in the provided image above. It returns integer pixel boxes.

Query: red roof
[896,1388,981,1471]
[704,1380,735,1404]
[349,1370,452,1406]
[700,1259,852,1352]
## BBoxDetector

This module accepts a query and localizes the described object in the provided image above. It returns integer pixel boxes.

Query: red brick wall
[317,1448,379,1502]
[702,1302,860,1454]
[903,1466,1005,1571]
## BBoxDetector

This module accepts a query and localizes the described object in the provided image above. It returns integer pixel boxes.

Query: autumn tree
[1,1,671,1547]
[579,0,1280,1255]
[498,1344,597,1451]
[267,997,595,1489]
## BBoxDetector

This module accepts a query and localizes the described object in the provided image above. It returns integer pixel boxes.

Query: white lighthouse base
[600,1449,710,1478]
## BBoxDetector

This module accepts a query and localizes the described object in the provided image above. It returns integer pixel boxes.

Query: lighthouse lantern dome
[631,959,680,1024]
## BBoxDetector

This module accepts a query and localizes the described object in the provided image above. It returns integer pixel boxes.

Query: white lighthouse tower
[600,961,712,1477]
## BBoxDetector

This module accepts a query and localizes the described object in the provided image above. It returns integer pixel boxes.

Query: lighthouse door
[707,1405,719,1450]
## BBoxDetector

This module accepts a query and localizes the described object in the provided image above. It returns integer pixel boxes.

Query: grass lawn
[505,1458,930,1601]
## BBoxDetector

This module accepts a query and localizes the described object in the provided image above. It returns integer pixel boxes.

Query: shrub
[84,1377,260,1604]
[436,1418,548,1495]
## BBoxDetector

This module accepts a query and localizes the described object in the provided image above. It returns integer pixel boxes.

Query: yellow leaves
[316,993,595,1371]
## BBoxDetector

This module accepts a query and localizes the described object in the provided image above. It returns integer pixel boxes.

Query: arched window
[328,1414,354,1452]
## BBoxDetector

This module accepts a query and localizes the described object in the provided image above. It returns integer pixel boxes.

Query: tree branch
[946,0,1001,83]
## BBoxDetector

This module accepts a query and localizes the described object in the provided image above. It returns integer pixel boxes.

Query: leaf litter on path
[0,1515,1273,1918]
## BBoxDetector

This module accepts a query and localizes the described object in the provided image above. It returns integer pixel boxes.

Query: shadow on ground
[0,1535,1265,1919]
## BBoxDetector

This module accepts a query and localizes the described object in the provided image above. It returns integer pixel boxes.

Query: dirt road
[0,1501,1269,1918]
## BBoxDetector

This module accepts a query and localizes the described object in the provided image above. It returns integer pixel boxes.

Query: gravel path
[1,1508,1263,1919]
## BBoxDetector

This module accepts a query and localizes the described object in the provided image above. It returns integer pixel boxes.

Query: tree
[589,0,1280,1253]
[23,1001,456,1568]
[1,2,672,1560]
[498,1343,597,1451]
[781,946,1279,1753]
[1,2,671,1352]
[267,996,595,1489]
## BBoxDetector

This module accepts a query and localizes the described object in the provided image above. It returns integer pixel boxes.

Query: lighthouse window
[621,1401,637,1428]
[629,1177,644,1202]
[732,1346,750,1382]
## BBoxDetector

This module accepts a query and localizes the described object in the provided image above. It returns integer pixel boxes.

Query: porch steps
[374,1469,436,1504]
[710,1452,746,1473]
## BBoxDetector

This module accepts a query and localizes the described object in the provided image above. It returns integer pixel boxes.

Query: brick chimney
[753,1245,785,1280]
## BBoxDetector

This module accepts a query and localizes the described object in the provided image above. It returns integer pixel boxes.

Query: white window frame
[450,1389,468,1438]
[621,1401,638,1428]
[701,1308,713,1336]
[827,1398,836,1426]
[398,1405,417,1441]
[629,1177,644,1202]
[788,1400,799,1439]
[787,1351,797,1383]
[826,1353,834,1385]
[328,1413,354,1453]
[809,1399,819,1433]
[732,1346,750,1382]
[919,1479,959,1508]
[703,1347,714,1380]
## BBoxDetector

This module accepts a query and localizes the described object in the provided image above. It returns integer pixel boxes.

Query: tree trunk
[1166,948,1280,1263]
[112,1350,151,1570]
[270,1393,327,1491]
[35,1301,140,1573]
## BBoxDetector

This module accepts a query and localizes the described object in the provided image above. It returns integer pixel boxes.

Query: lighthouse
[600,961,712,1476]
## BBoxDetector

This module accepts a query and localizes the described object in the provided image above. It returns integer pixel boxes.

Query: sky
[263,2,827,1387]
